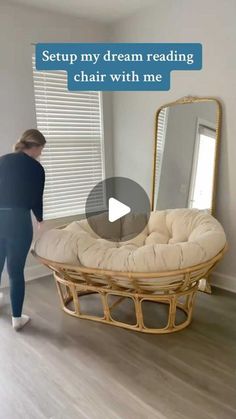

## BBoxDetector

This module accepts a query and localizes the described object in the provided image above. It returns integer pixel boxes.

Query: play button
[108,198,131,222]
[85,176,151,242]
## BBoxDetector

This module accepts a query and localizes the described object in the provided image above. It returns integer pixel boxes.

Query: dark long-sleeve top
[0,151,45,222]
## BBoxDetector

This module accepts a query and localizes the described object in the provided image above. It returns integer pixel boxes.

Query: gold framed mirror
[151,96,222,293]
[151,96,222,214]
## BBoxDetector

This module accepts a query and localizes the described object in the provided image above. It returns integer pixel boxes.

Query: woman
[0,129,46,330]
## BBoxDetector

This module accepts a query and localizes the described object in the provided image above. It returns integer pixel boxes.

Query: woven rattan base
[32,245,226,334]
[54,272,198,334]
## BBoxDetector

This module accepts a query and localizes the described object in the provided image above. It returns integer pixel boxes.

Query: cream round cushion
[34,209,226,273]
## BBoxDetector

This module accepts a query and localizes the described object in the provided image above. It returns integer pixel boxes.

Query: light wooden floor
[0,277,236,419]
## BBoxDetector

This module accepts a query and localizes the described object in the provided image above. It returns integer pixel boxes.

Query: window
[188,123,216,210]
[32,57,105,220]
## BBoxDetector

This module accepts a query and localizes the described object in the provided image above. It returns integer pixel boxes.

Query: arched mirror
[151,96,222,293]
[151,96,222,214]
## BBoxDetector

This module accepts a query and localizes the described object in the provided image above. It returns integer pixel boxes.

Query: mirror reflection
[153,99,219,212]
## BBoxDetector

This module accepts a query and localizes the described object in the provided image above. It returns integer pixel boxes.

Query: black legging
[0,208,33,317]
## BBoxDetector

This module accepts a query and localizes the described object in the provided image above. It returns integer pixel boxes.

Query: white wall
[0,0,112,285]
[111,0,236,290]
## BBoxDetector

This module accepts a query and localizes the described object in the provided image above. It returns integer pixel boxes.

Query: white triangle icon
[108,197,131,222]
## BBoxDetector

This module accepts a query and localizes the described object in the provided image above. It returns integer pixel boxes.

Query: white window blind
[32,57,105,220]
[155,107,168,198]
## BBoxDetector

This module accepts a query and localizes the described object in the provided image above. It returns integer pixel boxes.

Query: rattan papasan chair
[32,208,227,334]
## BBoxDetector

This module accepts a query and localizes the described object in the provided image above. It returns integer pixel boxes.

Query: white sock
[12,314,30,331]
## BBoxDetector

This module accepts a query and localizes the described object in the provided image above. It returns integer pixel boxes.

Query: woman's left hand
[37,221,44,231]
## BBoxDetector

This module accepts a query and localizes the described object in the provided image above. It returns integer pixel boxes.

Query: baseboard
[0,264,50,288]
[211,271,236,293]
[26,264,51,281]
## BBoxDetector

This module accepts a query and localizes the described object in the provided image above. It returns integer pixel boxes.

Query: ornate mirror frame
[151,96,222,216]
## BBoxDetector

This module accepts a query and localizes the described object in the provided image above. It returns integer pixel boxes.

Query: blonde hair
[14,129,46,152]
